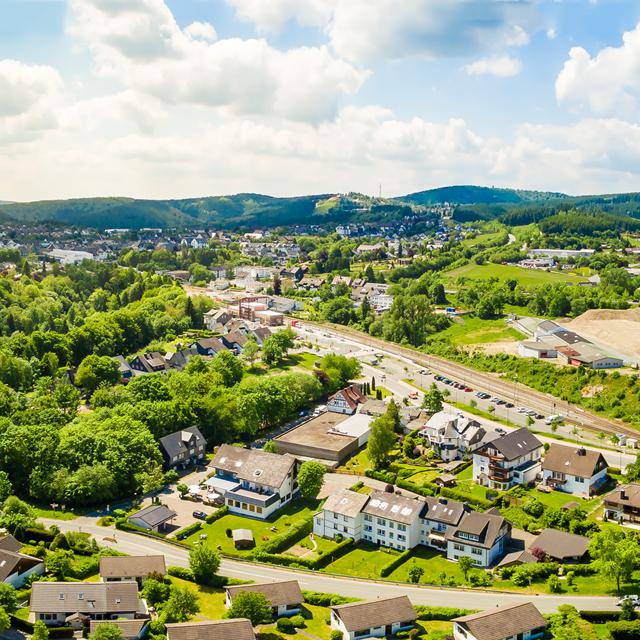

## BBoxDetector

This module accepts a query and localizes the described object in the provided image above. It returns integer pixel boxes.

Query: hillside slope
[398,185,567,205]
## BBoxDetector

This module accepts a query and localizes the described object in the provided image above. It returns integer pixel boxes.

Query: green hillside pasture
[443,263,588,286]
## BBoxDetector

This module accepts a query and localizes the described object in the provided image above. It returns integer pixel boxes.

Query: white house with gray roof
[210,445,298,519]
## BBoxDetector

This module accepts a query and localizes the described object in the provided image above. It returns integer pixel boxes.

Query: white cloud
[227,0,540,63]
[556,23,640,117]
[67,0,367,123]
[464,55,522,78]
[0,59,63,143]
[185,21,217,42]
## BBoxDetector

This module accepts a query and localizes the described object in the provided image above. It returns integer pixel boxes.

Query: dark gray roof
[0,534,22,553]
[529,528,590,560]
[552,330,590,345]
[447,511,510,550]
[479,428,542,461]
[421,496,466,526]
[159,426,206,460]
[128,505,177,528]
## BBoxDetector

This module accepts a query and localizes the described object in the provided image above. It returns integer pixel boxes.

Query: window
[454,543,465,551]
[377,518,386,526]
[388,522,394,529]
[364,525,372,532]
[397,524,406,532]
[471,548,482,556]
[377,529,385,536]
[364,514,372,522]
[316,518,321,525]
[256,507,263,514]
[388,532,394,539]
[575,476,584,483]
[398,534,406,542]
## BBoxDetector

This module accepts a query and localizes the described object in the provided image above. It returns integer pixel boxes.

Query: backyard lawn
[386,547,466,585]
[183,499,319,557]
[169,577,227,620]
[339,448,371,475]
[322,543,402,579]
[443,263,587,286]
[260,604,332,639]
[453,465,499,502]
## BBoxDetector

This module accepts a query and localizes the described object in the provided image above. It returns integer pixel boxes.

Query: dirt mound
[562,308,640,362]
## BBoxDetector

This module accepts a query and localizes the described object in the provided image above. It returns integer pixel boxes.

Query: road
[45,519,617,613]
[301,321,640,441]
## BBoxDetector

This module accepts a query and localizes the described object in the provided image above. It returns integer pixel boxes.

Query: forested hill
[3,186,640,229]
[397,185,568,205]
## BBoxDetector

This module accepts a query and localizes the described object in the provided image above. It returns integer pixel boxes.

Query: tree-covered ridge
[398,185,568,206]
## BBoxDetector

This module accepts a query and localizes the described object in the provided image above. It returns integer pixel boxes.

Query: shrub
[276,617,295,633]
[167,566,196,582]
[290,615,305,628]
[607,621,640,639]
[330,631,344,640]
[579,611,622,623]
[547,574,562,593]
[205,505,229,524]
[303,591,358,607]
[365,469,397,484]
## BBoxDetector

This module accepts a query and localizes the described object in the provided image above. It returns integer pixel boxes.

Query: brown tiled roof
[329,384,365,411]
[605,484,640,509]
[529,528,590,561]
[89,620,148,639]
[211,444,295,489]
[322,489,370,518]
[226,580,303,607]
[331,596,416,632]
[30,582,140,614]
[542,443,607,478]
[99,555,166,579]
[166,620,255,640]
[453,602,546,640]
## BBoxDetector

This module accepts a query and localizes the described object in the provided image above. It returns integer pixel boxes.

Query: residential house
[419,496,467,552]
[452,602,546,640]
[113,356,136,382]
[528,528,590,563]
[159,426,207,469]
[209,445,298,519]
[163,349,196,372]
[327,384,365,415]
[166,620,255,640]
[473,429,544,491]
[30,581,145,627]
[225,580,303,618]
[127,505,176,533]
[220,331,248,354]
[420,412,486,462]
[604,484,640,524]
[190,338,228,357]
[330,596,417,640]
[446,510,511,567]
[360,491,423,550]
[0,548,45,588]
[89,620,148,640]
[203,309,233,332]
[541,444,608,497]
[129,352,168,374]
[99,556,166,586]
[0,534,22,553]
[313,489,370,542]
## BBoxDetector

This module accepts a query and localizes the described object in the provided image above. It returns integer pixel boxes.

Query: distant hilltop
[1,186,639,230]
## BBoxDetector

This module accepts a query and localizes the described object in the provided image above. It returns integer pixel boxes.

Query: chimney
[621,488,627,500]
[577,447,586,457]
[438,498,448,505]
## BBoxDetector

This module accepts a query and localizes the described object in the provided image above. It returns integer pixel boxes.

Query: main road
[45,519,617,614]
[301,321,640,441]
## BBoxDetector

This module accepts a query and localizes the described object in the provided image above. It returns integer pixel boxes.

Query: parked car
[193,511,207,520]
[517,407,528,414]
[505,402,514,408]
[617,595,640,606]
[495,428,507,435]
[464,387,473,392]
[496,400,506,405]
[535,413,544,420]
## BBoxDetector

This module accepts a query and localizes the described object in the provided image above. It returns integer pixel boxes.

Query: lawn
[453,465,499,502]
[435,316,525,345]
[247,352,319,377]
[386,547,466,585]
[339,448,371,475]
[260,604,332,639]
[33,505,79,520]
[322,543,402,579]
[283,533,342,561]
[169,577,227,620]
[183,499,319,557]
[443,262,588,286]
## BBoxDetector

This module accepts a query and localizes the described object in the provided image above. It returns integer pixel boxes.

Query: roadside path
[42,518,618,613]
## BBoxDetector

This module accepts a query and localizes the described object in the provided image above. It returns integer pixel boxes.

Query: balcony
[227,488,280,508]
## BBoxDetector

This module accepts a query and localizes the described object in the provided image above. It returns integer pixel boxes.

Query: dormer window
[78,593,84,600]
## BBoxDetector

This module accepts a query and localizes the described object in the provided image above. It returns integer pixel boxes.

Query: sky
[3,0,640,201]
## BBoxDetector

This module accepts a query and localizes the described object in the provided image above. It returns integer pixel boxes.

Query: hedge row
[379,548,413,577]
[167,565,229,587]
[365,469,397,484]
[396,479,437,498]
[607,621,640,639]
[303,590,358,606]
[415,605,477,621]
[21,527,57,544]
[205,505,229,524]
[579,611,621,623]
[566,563,597,577]
[175,522,203,541]
[10,615,73,638]
[439,487,493,510]
[258,517,313,554]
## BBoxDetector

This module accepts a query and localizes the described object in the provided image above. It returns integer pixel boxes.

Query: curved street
[44,518,617,614]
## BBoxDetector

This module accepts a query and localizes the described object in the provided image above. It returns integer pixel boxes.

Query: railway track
[307,320,640,440]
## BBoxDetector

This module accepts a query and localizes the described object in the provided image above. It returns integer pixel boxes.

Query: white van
[545,414,564,425]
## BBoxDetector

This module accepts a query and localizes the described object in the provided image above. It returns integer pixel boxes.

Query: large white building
[419,412,488,462]
[541,444,608,497]
[313,489,511,568]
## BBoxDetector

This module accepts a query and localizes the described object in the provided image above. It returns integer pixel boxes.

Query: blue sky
[2,0,640,200]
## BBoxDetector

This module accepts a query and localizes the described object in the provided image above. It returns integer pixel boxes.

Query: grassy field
[247,351,319,377]
[387,547,466,585]
[435,316,524,345]
[453,465,499,501]
[169,577,228,620]
[338,448,371,475]
[261,604,332,639]
[322,543,402,578]
[33,506,78,520]
[461,232,503,248]
[443,262,588,286]
[183,499,319,556]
